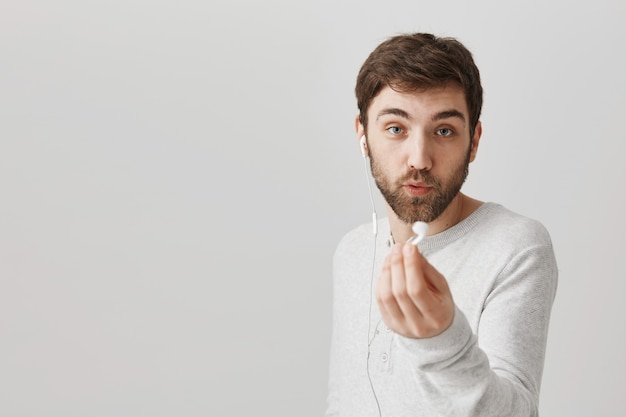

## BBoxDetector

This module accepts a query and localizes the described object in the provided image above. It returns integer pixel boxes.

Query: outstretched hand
[376,243,455,339]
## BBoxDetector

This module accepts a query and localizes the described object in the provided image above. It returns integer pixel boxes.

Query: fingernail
[403,243,414,255]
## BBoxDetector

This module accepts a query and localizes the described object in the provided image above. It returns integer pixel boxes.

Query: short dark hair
[355,33,483,137]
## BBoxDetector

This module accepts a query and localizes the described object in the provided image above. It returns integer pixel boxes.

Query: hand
[376,243,455,339]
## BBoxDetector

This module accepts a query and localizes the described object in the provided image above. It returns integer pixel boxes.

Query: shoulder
[448,203,558,279]
[476,203,558,288]
[334,221,376,260]
[475,203,554,249]
[333,217,389,266]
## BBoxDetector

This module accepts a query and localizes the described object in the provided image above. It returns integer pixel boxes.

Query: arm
[378,243,557,416]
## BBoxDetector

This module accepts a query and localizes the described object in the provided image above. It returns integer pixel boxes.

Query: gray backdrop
[1,0,625,416]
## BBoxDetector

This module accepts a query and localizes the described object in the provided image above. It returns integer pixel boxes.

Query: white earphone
[359,135,376,236]
[407,221,429,246]
[360,135,368,158]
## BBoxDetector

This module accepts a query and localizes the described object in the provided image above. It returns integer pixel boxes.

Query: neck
[387,193,482,244]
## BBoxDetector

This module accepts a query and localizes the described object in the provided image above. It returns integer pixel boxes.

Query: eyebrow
[432,109,466,125]
[376,108,411,121]
[376,108,466,125]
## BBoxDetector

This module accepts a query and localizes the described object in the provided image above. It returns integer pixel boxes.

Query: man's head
[356,33,483,139]
[355,33,483,224]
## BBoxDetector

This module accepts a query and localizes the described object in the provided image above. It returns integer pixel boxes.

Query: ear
[355,114,365,140]
[355,115,368,157]
[355,115,365,136]
[469,121,482,163]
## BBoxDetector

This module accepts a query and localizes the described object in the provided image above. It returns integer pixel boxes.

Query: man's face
[361,84,480,224]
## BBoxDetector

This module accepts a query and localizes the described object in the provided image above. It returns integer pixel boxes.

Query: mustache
[396,170,441,188]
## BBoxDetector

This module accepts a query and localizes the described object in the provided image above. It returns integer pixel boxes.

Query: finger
[389,243,423,322]
[376,254,403,324]
[403,243,454,328]
[421,259,454,303]
[402,242,430,303]
[403,243,447,298]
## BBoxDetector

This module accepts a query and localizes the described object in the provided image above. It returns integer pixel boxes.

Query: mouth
[403,182,433,197]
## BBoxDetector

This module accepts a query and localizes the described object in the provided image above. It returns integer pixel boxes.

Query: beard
[370,149,471,224]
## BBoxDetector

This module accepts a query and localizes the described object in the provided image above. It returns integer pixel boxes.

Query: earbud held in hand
[407,221,429,246]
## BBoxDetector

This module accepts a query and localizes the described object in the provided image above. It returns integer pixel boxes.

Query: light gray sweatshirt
[326,203,558,417]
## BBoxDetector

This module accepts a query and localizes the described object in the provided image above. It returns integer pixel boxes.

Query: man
[326,33,558,416]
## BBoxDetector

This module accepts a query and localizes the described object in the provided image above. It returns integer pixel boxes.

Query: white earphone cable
[362,149,382,417]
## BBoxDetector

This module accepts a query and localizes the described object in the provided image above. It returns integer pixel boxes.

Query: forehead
[368,84,469,121]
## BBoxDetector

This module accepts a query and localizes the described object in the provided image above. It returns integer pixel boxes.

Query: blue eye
[387,126,403,135]
[437,128,453,137]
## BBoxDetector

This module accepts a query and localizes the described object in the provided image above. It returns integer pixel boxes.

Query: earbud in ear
[359,135,368,158]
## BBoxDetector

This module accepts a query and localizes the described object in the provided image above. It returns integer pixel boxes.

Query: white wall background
[1,1,625,416]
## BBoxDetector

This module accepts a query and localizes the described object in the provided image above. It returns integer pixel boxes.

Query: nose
[406,133,432,172]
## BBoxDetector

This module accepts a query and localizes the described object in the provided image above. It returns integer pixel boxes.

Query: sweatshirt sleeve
[394,243,558,417]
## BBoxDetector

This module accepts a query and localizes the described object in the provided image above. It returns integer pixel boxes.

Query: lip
[403,182,432,197]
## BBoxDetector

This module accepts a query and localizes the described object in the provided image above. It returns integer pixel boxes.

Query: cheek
[370,152,393,180]
[433,149,470,175]
[372,153,400,179]
[372,144,405,167]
